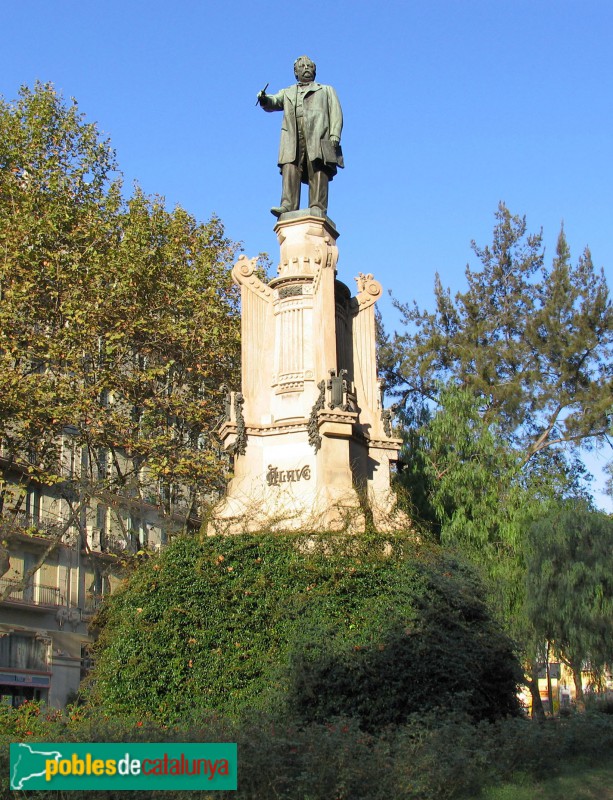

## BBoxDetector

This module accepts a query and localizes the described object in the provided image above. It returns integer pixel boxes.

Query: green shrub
[586,693,613,715]
[0,700,64,740]
[86,531,522,727]
[2,710,613,800]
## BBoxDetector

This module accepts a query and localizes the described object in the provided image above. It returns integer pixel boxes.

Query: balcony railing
[6,510,66,538]
[83,594,105,614]
[0,578,64,608]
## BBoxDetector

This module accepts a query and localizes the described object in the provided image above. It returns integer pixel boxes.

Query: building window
[96,505,108,550]
[95,449,108,480]
[25,487,41,527]
[63,438,76,478]
[0,633,48,671]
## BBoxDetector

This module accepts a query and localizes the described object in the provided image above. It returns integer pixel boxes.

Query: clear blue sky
[2,0,612,507]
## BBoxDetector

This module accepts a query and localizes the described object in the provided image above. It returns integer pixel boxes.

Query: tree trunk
[546,641,554,716]
[526,660,546,722]
[571,660,585,711]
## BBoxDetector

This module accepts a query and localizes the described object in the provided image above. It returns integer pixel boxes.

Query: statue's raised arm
[257,56,343,220]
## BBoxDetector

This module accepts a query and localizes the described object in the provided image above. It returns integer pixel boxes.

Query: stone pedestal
[210,216,405,533]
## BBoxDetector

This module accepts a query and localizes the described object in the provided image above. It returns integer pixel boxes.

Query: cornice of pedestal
[219,421,237,439]
[351,427,404,452]
[273,212,339,241]
[317,408,359,440]
[219,418,402,455]
[318,409,358,424]
[268,274,314,291]
[245,420,309,436]
[365,437,404,451]
[220,419,314,436]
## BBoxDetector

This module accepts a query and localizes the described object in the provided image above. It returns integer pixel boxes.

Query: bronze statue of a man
[257,56,343,219]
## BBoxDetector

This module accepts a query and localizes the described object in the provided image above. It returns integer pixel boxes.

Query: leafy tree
[526,504,613,708]
[383,205,612,714]
[0,83,240,589]
[395,385,571,717]
[398,385,591,551]
[386,203,612,468]
[87,532,522,727]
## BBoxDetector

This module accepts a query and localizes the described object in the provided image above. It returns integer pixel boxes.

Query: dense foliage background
[0,83,241,543]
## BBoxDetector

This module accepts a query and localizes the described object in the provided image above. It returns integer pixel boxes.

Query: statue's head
[294,56,316,84]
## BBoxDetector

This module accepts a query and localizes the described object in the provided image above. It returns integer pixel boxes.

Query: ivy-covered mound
[88,533,522,728]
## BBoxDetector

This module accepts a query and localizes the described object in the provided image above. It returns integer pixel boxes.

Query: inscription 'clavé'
[266,465,311,486]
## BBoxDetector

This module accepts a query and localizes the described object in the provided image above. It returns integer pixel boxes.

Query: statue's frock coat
[263,83,344,178]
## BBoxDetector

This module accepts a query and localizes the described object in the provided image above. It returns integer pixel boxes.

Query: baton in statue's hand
[255,83,269,106]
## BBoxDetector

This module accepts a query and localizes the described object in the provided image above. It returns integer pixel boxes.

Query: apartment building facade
[0,439,197,708]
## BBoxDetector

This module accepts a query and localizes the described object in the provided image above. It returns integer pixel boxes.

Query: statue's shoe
[270,206,289,218]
